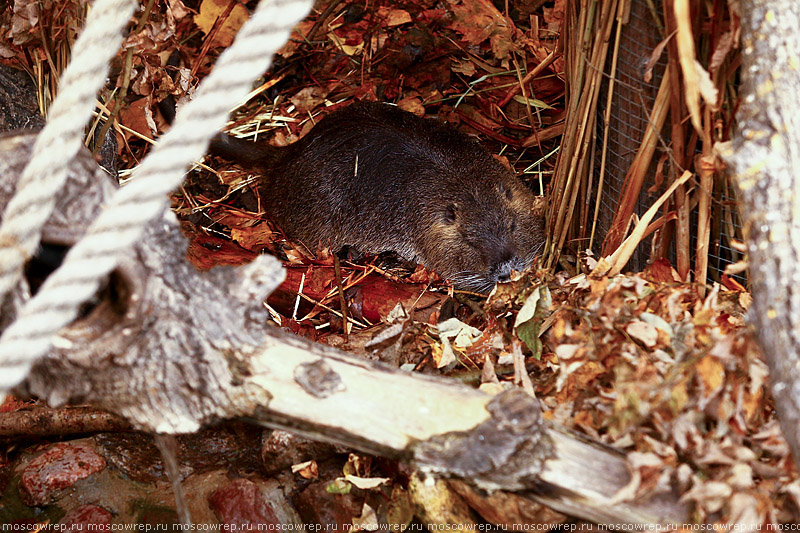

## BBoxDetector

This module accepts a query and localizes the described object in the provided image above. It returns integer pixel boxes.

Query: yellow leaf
[195,0,250,49]
[696,355,725,397]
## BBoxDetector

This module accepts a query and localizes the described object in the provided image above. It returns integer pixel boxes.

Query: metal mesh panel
[595,0,666,271]
[708,175,745,282]
[593,0,744,281]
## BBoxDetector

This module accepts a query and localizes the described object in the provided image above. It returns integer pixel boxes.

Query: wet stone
[20,442,106,506]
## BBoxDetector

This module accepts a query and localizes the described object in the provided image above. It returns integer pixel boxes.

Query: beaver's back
[227,102,545,291]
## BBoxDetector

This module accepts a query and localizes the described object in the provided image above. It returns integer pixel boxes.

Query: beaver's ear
[443,203,458,224]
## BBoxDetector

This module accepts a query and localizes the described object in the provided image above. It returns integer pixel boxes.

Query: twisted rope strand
[0,0,312,393]
[0,0,137,301]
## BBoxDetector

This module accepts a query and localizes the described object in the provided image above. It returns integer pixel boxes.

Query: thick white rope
[0,0,137,302]
[0,0,313,393]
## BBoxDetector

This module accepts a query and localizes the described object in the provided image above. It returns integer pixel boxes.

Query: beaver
[205,102,545,292]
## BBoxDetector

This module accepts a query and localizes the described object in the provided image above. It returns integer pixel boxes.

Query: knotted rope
[0,0,312,393]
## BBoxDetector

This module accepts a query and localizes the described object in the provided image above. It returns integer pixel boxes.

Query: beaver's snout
[488,246,519,283]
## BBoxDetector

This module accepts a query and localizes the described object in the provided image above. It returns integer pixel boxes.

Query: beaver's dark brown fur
[210,102,545,292]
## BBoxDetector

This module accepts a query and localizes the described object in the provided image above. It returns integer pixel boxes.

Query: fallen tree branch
[0,405,131,437]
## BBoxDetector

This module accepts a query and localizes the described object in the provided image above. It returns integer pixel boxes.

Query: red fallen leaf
[0,394,31,413]
[118,97,157,141]
[353,81,379,101]
[464,330,496,366]
[720,274,746,291]
[270,269,443,324]
[448,0,509,46]
[407,264,440,285]
[418,8,449,26]
[185,231,258,270]
[303,264,336,296]
[644,258,682,283]
[277,19,316,58]
[448,0,520,59]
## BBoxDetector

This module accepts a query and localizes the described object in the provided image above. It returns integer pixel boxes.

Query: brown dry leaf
[377,7,412,27]
[230,223,276,252]
[555,360,604,403]
[352,503,379,532]
[328,30,364,57]
[448,0,517,58]
[643,31,675,84]
[277,19,315,58]
[385,486,414,530]
[459,105,502,131]
[284,248,307,265]
[303,265,335,296]
[645,258,683,282]
[291,460,319,479]
[464,330,498,366]
[185,234,257,270]
[166,0,191,21]
[213,210,260,230]
[0,43,15,59]
[490,32,518,61]
[670,377,690,412]
[290,87,327,114]
[611,452,667,503]
[626,320,658,348]
[693,59,718,107]
[118,97,158,140]
[685,479,732,514]
[397,97,425,116]
[709,30,736,73]
[195,0,250,49]
[407,264,438,284]
[451,59,477,76]
[131,58,159,97]
[9,0,39,45]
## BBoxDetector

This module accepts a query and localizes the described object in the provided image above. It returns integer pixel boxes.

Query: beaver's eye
[444,204,458,224]
[510,220,517,233]
[500,183,513,200]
